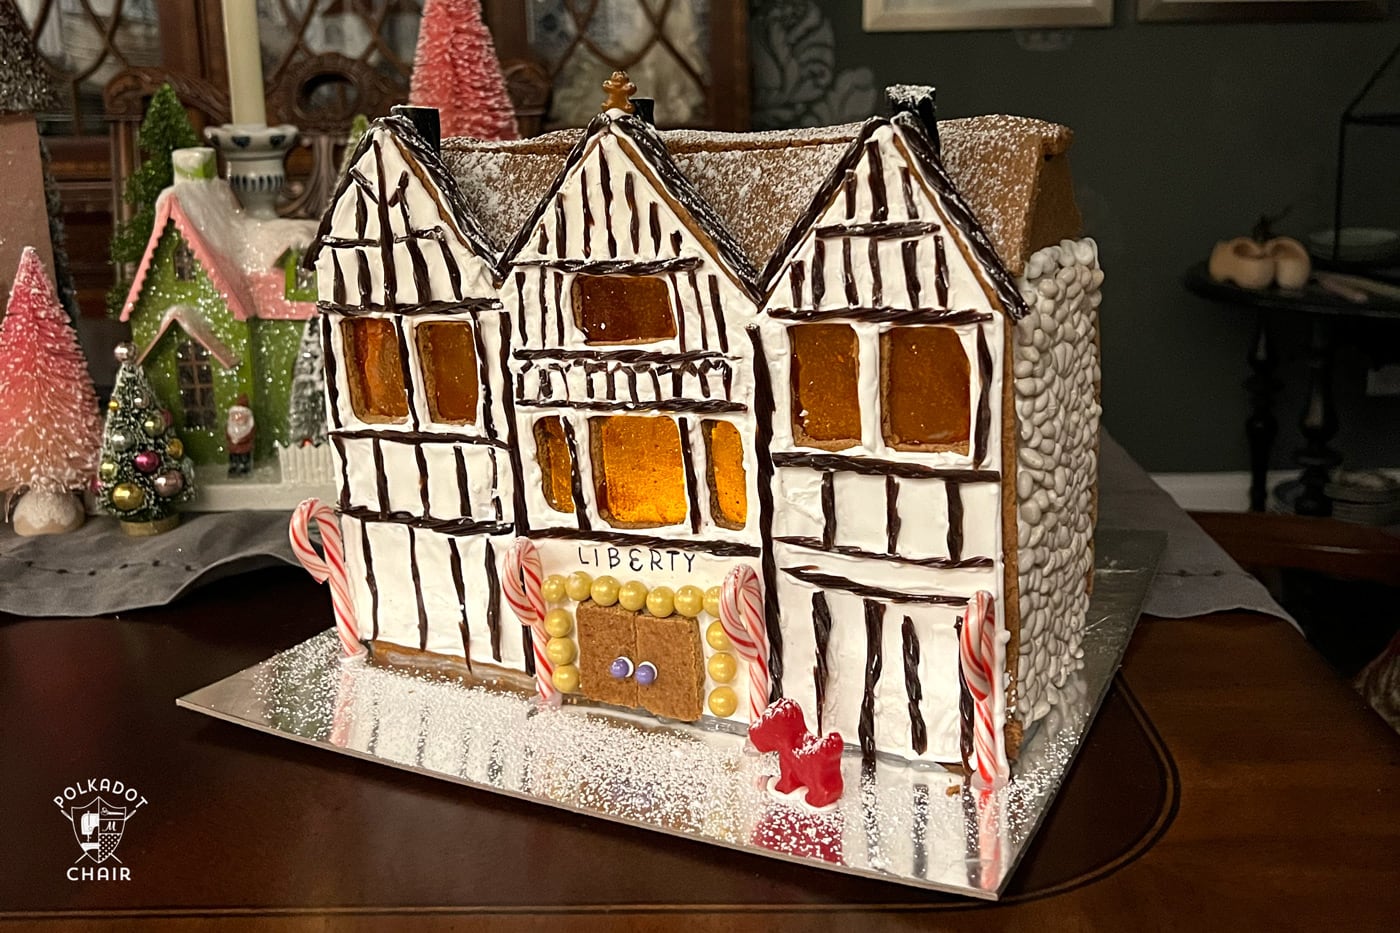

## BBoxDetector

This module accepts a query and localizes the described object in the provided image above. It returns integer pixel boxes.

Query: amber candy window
[341,318,409,422]
[534,417,576,514]
[416,321,479,424]
[572,275,677,344]
[789,323,862,449]
[703,420,747,529]
[880,326,971,452]
[590,416,688,528]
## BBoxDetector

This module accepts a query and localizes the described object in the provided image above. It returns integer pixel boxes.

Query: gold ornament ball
[141,415,164,438]
[546,637,577,666]
[542,574,567,604]
[98,461,118,481]
[166,438,184,459]
[706,620,732,651]
[646,585,675,618]
[618,580,648,612]
[543,608,573,638]
[708,686,738,718]
[107,399,119,412]
[565,571,593,602]
[110,482,145,511]
[707,652,737,684]
[673,585,704,618]
[552,664,580,693]
[703,585,722,617]
[590,575,620,607]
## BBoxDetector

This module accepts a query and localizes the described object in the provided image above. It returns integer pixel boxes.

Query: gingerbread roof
[441,112,1079,284]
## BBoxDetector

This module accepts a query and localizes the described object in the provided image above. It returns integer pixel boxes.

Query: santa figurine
[226,394,255,476]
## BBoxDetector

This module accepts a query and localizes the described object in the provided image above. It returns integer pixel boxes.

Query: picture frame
[1136,0,1387,22]
[863,0,1114,32]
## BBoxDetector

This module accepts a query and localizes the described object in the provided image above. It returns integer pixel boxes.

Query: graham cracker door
[575,601,638,709]
[634,613,705,722]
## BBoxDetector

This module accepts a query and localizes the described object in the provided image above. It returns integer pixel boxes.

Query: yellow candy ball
[708,686,738,718]
[707,652,737,684]
[703,585,722,617]
[674,585,704,618]
[646,585,675,618]
[546,637,577,666]
[590,575,620,607]
[706,620,732,651]
[544,608,573,638]
[552,664,580,693]
[565,571,593,602]
[542,574,567,604]
[108,399,119,411]
[618,579,648,612]
[166,438,184,459]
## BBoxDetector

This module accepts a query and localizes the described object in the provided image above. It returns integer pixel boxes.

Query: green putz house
[119,147,318,464]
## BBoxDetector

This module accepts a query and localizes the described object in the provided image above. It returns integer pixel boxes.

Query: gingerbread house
[305,83,1101,775]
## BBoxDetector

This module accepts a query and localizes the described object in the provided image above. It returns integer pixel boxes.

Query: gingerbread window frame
[340,317,410,424]
[788,322,862,450]
[572,274,678,345]
[414,319,480,425]
[588,415,689,529]
[534,416,576,514]
[878,325,972,454]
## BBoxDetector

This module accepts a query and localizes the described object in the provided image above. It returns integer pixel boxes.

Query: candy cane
[975,785,1003,891]
[720,564,770,724]
[289,498,362,658]
[502,538,559,707]
[960,590,1008,788]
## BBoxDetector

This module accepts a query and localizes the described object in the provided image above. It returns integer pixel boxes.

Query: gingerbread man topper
[601,71,636,114]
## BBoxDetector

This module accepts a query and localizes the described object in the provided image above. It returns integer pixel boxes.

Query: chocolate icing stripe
[974,323,993,467]
[747,325,783,700]
[580,166,593,259]
[866,140,888,222]
[648,201,661,254]
[625,173,640,254]
[371,438,389,512]
[772,451,999,482]
[408,527,429,650]
[812,239,826,306]
[560,417,591,532]
[859,599,885,761]
[331,428,507,448]
[355,250,371,307]
[449,538,471,671]
[780,566,970,606]
[536,267,549,350]
[498,312,531,534]
[884,475,900,553]
[775,536,993,569]
[869,238,883,306]
[901,239,921,308]
[489,447,502,521]
[902,616,927,755]
[435,232,463,303]
[414,443,431,515]
[899,165,918,219]
[688,270,707,351]
[708,276,729,353]
[453,445,472,518]
[956,615,973,771]
[811,591,832,735]
[318,297,502,316]
[842,238,858,305]
[934,233,950,309]
[790,260,805,309]
[672,274,686,350]
[394,317,419,430]
[552,270,564,344]
[371,140,397,311]
[516,398,746,415]
[820,471,836,548]
[513,257,702,276]
[599,149,616,256]
[553,197,566,256]
[842,169,857,219]
[331,251,346,306]
[814,220,942,240]
[766,307,993,327]
[340,505,512,536]
[528,526,760,558]
[353,174,369,236]
[332,434,351,511]
[321,316,343,430]
[360,519,380,641]
[670,230,683,257]
[484,539,502,662]
[536,225,546,254]
[679,417,702,534]
[513,270,529,345]
[514,347,729,364]
[946,481,964,562]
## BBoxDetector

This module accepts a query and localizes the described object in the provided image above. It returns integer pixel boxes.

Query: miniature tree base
[11,488,84,536]
[119,513,181,537]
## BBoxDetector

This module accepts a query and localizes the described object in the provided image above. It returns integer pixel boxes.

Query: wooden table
[1,567,1396,931]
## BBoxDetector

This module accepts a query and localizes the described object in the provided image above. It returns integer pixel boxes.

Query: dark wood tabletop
[1,566,1396,932]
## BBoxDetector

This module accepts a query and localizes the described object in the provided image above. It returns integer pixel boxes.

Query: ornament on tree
[286,317,327,447]
[409,0,519,141]
[225,393,256,476]
[0,248,102,535]
[97,342,194,534]
[107,84,199,315]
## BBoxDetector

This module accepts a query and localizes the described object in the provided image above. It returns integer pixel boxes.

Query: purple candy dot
[609,657,633,679]
[636,661,657,686]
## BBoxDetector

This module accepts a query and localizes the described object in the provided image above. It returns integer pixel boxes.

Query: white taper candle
[221,0,267,126]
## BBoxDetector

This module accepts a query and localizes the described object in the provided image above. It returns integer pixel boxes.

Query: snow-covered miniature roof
[137,304,240,369]
[119,177,319,323]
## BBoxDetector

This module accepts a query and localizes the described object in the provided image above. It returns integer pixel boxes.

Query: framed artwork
[1137,0,1387,22]
[862,0,1114,31]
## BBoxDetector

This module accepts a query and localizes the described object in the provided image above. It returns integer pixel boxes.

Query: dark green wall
[819,0,1400,471]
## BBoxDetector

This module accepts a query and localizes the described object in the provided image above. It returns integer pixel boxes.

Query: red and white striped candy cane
[502,538,559,707]
[720,564,770,724]
[960,590,1009,788]
[288,498,363,658]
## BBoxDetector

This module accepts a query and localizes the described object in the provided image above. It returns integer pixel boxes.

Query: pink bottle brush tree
[409,0,519,141]
[0,247,102,534]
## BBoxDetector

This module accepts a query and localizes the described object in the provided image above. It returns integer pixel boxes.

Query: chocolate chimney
[885,85,939,153]
[631,97,656,126]
[391,105,441,153]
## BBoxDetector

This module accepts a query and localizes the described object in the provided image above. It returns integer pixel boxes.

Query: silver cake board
[178,528,1164,900]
